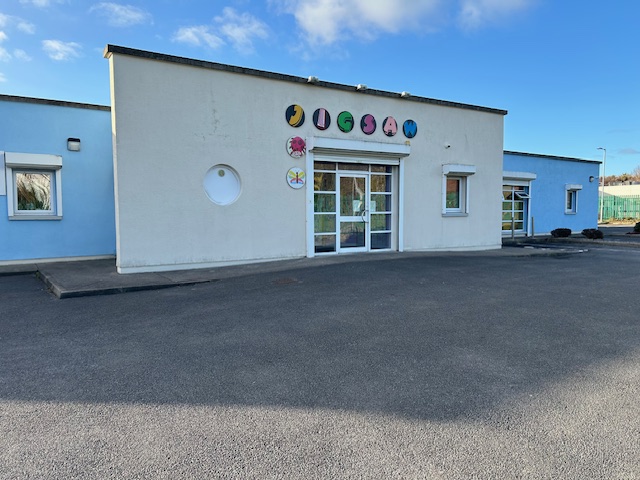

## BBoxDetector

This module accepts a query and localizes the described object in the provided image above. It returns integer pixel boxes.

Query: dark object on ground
[581,228,604,239]
[551,228,572,238]
[634,222,640,233]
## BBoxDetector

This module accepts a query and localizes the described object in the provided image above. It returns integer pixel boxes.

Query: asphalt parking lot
[1,247,639,479]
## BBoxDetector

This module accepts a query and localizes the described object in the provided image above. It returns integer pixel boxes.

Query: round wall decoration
[203,165,242,206]
[337,111,354,133]
[403,119,418,138]
[287,136,306,158]
[287,167,306,189]
[285,104,305,127]
[360,114,376,135]
[382,116,398,137]
[313,108,331,130]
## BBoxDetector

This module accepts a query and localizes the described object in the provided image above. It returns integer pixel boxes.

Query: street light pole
[597,147,607,223]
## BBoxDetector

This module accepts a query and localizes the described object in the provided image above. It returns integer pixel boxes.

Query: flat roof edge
[0,94,110,111]
[504,150,601,164]
[104,44,508,116]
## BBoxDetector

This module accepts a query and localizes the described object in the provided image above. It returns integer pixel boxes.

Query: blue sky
[1,0,638,174]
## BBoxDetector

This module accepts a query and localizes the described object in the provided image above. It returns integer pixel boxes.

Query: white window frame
[442,164,476,216]
[565,184,582,215]
[0,152,6,196]
[445,176,466,214]
[4,152,63,220]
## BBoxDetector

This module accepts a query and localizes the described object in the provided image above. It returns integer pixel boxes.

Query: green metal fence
[600,195,640,221]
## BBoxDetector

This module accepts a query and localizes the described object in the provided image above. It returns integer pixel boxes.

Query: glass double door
[313,161,394,255]
[338,174,369,252]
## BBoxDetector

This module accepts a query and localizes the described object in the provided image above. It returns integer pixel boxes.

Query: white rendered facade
[105,45,506,274]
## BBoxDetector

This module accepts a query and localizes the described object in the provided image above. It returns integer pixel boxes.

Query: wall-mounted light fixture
[307,76,319,84]
[400,91,411,98]
[589,176,595,182]
[67,138,81,152]
[356,84,367,91]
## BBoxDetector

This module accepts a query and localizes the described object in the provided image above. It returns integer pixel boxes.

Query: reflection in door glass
[371,214,391,231]
[315,234,336,253]
[340,222,365,248]
[314,214,336,233]
[371,165,392,173]
[314,172,336,191]
[340,177,365,216]
[338,163,368,171]
[372,233,391,249]
[371,175,391,192]
[371,194,391,212]
[314,193,336,212]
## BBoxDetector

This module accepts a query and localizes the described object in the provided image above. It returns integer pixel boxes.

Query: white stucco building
[105,45,507,274]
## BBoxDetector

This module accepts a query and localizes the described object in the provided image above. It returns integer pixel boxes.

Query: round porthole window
[203,165,241,205]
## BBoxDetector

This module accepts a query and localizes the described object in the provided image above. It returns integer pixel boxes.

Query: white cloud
[214,7,269,54]
[17,21,36,34]
[0,33,11,62]
[173,8,269,54]
[0,46,10,62]
[619,148,640,156]
[0,16,34,63]
[19,0,62,7]
[0,13,35,34]
[0,72,6,82]
[90,3,152,27]
[458,0,532,30]
[173,26,225,49]
[272,0,442,46]
[14,48,32,61]
[42,39,81,61]
[272,0,534,46]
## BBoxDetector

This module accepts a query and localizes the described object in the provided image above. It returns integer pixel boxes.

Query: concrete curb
[0,264,38,276]
[503,236,640,249]
[3,246,590,300]
[38,272,220,299]
[38,247,587,299]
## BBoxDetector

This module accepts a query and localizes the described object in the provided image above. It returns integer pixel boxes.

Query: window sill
[9,215,62,221]
[442,212,469,217]
[564,212,577,215]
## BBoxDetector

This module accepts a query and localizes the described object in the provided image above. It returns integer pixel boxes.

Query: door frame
[337,172,369,253]
[305,137,410,258]
[502,172,536,238]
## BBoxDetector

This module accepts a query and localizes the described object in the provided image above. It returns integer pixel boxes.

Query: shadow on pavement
[1,251,639,422]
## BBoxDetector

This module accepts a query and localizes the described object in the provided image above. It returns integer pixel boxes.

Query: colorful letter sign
[285,104,305,127]
[403,119,417,138]
[360,114,376,135]
[382,116,398,137]
[313,108,331,130]
[337,111,354,133]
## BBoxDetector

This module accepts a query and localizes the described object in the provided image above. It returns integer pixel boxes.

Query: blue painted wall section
[504,152,600,235]
[0,96,115,261]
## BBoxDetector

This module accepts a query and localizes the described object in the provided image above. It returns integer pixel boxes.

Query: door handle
[361,209,369,223]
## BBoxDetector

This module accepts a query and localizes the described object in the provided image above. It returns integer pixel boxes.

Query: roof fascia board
[104,44,507,117]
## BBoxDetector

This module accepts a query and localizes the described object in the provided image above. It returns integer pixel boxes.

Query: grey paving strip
[23,246,588,300]
[0,263,38,276]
